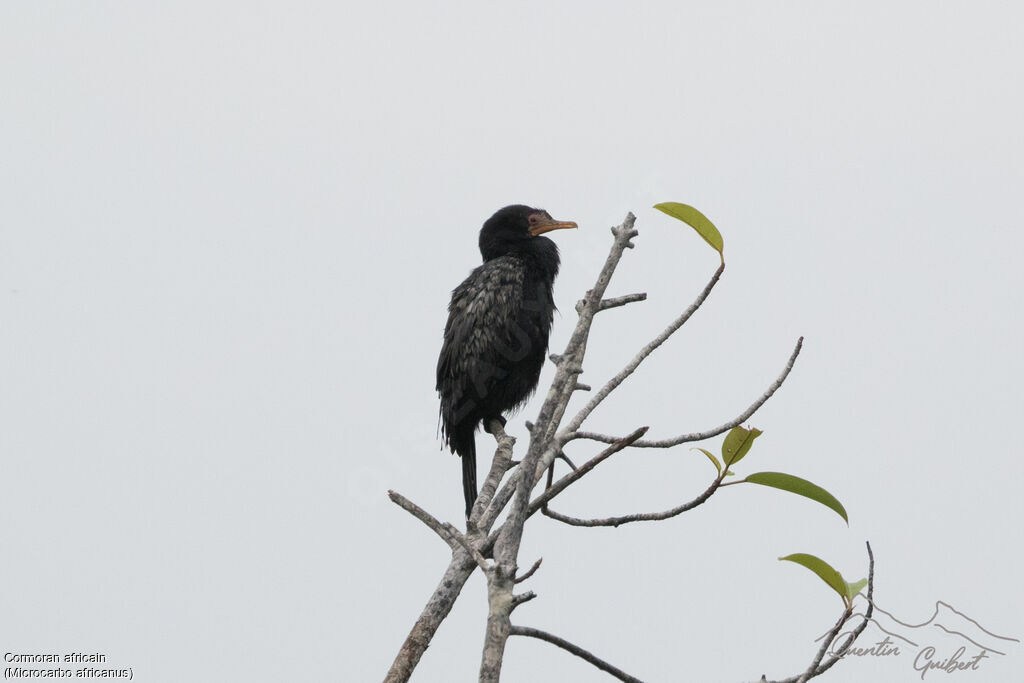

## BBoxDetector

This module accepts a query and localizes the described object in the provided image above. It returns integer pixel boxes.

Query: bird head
[478,205,577,261]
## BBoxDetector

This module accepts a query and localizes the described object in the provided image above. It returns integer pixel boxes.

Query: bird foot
[483,417,507,432]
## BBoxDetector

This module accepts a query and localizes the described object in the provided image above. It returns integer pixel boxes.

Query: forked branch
[768,541,876,683]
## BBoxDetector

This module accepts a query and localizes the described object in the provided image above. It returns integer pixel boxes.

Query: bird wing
[437,256,524,382]
[436,257,524,420]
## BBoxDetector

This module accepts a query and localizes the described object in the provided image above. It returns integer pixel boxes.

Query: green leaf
[721,426,762,466]
[779,553,847,601]
[744,471,849,523]
[653,202,725,262]
[846,578,868,601]
[691,448,721,475]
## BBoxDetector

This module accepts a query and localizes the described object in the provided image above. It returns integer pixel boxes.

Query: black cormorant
[436,205,577,517]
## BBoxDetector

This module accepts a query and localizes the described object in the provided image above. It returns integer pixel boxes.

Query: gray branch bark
[480,216,640,681]
[509,625,644,683]
[540,473,724,528]
[767,541,876,683]
[383,548,476,683]
[568,336,803,448]
[564,261,724,433]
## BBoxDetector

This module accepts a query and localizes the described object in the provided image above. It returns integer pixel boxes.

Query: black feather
[436,205,570,517]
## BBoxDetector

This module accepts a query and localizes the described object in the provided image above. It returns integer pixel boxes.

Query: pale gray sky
[2,3,1021,682]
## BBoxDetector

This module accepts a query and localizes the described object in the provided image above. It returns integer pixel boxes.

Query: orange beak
[528,216,578,237]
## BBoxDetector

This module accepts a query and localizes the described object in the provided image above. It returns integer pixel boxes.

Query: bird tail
[451,427,478,519]
[462,439,477,519]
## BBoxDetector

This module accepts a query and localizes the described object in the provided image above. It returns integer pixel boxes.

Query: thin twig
[805,541,877,677]
[565,262,724,433]
[510,592,536,611]
[540,475,723,528]
[387,490,492,570]
[528,427,649,517]
[796,607,853,683]
[388,490,457,547]
[515,557,543,584]
[598,292,648,311]
[569,337,803,448]
[441,522,491,572]
[510,625,643,683]
[768,541,876,683]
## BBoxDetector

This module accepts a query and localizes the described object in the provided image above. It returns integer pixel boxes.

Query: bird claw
[484,416,507,434]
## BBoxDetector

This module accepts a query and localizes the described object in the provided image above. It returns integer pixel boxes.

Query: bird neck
[504,237,560,282]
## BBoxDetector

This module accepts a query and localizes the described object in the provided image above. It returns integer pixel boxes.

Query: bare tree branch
[441,523,492,572]
[527,427,649,517]
[384,427,522,683]
[479,446,556,535]
[557,452,578,471]
[469,419,516,528]
[598,292,647,311]
[510,591,537,611]
[540,474,723,528]
[569,337,803,448]
[796,608,853,683]
[383,548,476,683]
[514,557,543,584]
[388,490,491,570]
[767,541,876,683]
[384,427,536,682]
[387,490,458,548]
[480,215,640,681]
[827,541,876,660]
[531,216,639,452]
[479,566,515,682]
[509,625,644,683]
[565,261,724,433]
